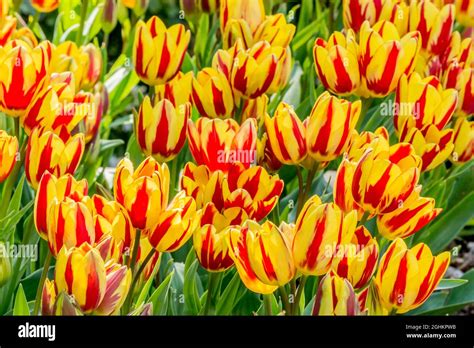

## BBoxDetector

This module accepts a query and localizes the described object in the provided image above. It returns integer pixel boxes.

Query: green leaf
[100,139,125,154]
[13,284,29,316]
[216,270,245,315]
[19,266,55,301]
[82,4,104,43]
[149,271,174,315]
[436,278,468,291]
[183,259,202,315]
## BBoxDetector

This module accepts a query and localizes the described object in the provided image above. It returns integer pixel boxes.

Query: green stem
[357,97,374,131]
[295,166,305,217]
[293,275,308,315]
[278,286,291,315]
[263,294,273,316]
[76,0,89,45]
[33,250,52,315]
[303,162,320,200]
[358,211,370,227]
[128,229,141,272]
[203,272,220,316]
[169,156,179,199]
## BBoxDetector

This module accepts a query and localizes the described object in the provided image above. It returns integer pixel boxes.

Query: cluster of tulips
[0,0,472,317]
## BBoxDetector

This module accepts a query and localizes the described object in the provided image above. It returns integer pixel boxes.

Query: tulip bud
[133,16,190,86]
[0,242,11,287]
[25,128,85,190]
[306,92,361,162]
[375,238,450,313]
[312,271,359,316]
[81,44,103,90]
[155,72,193,108]
[453,0,474,27]
[103,0,118,34]
[114,157,169,230]
[357,280,388,315]
[31,0,60,12]
[452,118,474,163]
[228,220,295,294]
[34,172,88,240]
[136,97,190,162]
[41,279,57,316]
[293,197,358,276]
[313,30,360,95]
[445,67,473,117]
[0,130,18,183]
[0,15,17,46]
[264,102,306,165]
[257,133,283,173]
[93,262,131,315]
[332,226,379,289]
[254,13,296,48]
[342,0,383,32]
[147,191,200,253]
[192,68,234,118]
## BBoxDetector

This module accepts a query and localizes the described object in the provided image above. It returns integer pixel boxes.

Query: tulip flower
[25,128,85,190]
[155,71,193,108]
[241,94,268,123]
[394,73,458,133]
[0,130,18,183]
[47,198,95,256]
[358,21,421,97]
[352,143,421,215]
[254,14,296,48]
[332,226,379,289]
[345,127,390,162]
[399,124,454,171]
[293,196,358,276]
[452,118,474,163]
[231,41,286,99]
[453,0,474,27]
[21,72,81,137]
[358,280,388,315]
[342,0,384,32]
[375,238,450,313]
[94,262,132,315]
[192,68,234,118]
[194,207,237,272]
[445,67,473,117]
[312,271,359,316]
[80,43,103,90]
[136,96,190,162]
[50,42,90,91]
[103,0,118,35]
[228,220,295,294]
[34,172,88,240]
[41,279,57,316]
[85,84,109,143]
[0,14,16,46]
[313,30,360,95]
[212,39,244,81]
[122,0,149,16]
[133,16,190,86]
[0,0,8,18]
[83,195,135,263]
[408,1,454,56]
[264,102,307,165]
[256,132,283,173]
[0,40,52,117]
[31,0,60,13]
[376,188,442,240]
[188,117,257,172]
[114,157,169,230]
[146,191,200,252]
[306,92,361,162]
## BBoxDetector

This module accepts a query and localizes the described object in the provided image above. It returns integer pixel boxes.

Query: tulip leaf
[82,4,104,43]
[149,271,174,315]
[99,139,125,154]
[436,278,468,291]
[13,284,29,316]
[183,259,202,315]
[216,270,246,315]
[19,266,55,301]
[414,191,474,253]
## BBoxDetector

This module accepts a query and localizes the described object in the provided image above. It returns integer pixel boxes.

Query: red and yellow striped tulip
[0,9,16,45]
[25,128,85,190]
[212,39,244,81]
[400,123,454,171]
[0,130,18,183]
[85,83,109,143]
[332,226,379,289]
[452,118,474,163]
[256,132,283,173]
[352,143,421,215]
[55,243,106,313]
[306,92,361,161]
[312,271,359,316]
[0,40,51,117]
[41,278,57,316]
[453,0,474,27]
[358,280,388,315]
[80,43,103,90]
[445,67,473,117]
[83,194,135,263]
[0,0,8,18]
[133,16,190,86]
[155,71,193,108]
[241,94,268,124]
[313,30,360,95]
[375,238,450,313]
[376,188,442,239]
[114,157,169,230]
[93,262,132,315]
[21,72,80,137]
[192,68,234,118]
[47,198,95,256]
[394,73,458,133]
[264,102,306,165]
[293,196,358,276]
[345,127,390,161]
[408,1,454,56]
[342,0,384,32]
[254,13,295,48]
[358,21,421,97]
[187,117,257,172]
[136,96,190,162]
[228,220,295,294]
[146,191,199,252]
[50,42,90,91]
[31,0,60,12]
[231,41,286,99]
[34,172,88,240]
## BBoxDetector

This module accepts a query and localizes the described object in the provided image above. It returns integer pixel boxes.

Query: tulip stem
[295,166,305,217]
[33,250,52,315]
[76,0,89,45]
[303,163,320,200]
[203,272,220,315]
[278,286,291,315]
[129,229,141,272]
[263,294,273,316]
[359,212,370,227]
[293,275,308,315]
